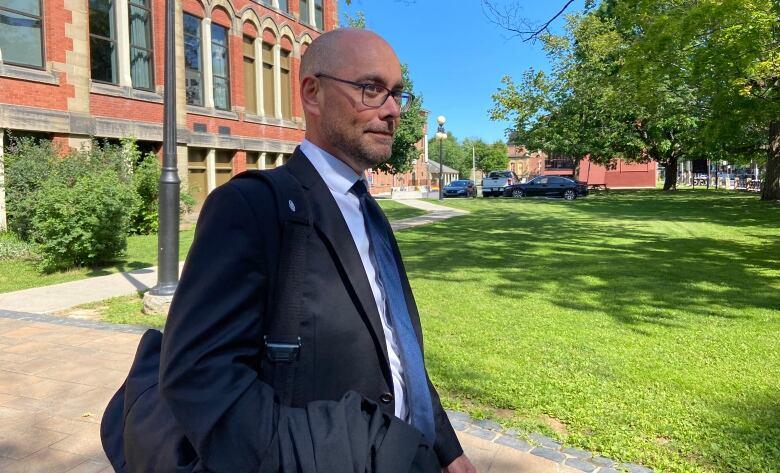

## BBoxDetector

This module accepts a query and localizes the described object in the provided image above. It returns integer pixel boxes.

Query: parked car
[481,170,518,197]
[442,179,477,198]
[504,176,588,200]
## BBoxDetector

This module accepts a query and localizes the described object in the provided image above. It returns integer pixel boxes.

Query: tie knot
[351,179,369,199]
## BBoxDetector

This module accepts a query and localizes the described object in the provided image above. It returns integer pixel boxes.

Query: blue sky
[337,0,588,144]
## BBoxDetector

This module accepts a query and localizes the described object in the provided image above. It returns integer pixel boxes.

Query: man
[159,29,474,472]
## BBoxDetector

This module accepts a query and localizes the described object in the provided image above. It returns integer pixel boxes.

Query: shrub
[0,232,38,261]
[4,137,58,240]
[30,171,138,272]
[130,155,161,235]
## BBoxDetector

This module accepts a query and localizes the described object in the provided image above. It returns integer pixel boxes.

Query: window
[129,0,153,90]
[89,0,118,83]
[0,0,44,68]
[187,148,208,206]
[215,150,233,186]
[299,0,310,24]
[262,42,274,116]
[183,13,203,105]
[211,23,230,110]
[314,0,323,29]
[278,0,289,13]
[546,156,575,169]
[280,48,291,119]
[243,35,257,114]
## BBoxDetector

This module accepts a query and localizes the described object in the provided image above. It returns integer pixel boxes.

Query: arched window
[0,0,44,68]
[129,0,154,90]
[243,34,257,114]
[280,46,291,119]
[183,13,203,105]
[314,0,323,29]
[261,38,275,116]
[89,0,118,83]
[211,22,230,110]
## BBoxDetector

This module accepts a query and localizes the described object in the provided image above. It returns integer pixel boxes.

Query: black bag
[100,167,313,473]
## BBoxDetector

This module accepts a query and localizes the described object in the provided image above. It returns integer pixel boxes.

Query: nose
[378,94,402,121]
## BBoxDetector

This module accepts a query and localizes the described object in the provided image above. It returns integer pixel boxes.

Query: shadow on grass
[401,190,780,470]
[404,191,780,331]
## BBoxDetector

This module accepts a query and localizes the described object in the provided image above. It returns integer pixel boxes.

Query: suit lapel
[285,149,390,363]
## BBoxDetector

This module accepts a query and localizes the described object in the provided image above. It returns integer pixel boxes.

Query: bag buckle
[264,336,301,363]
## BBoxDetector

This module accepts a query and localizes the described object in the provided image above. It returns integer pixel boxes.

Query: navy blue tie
[351,180,436,443]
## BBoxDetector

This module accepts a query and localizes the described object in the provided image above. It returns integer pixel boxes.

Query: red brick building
[366,117,434,197]
[507,145,657,188]
[0,0,338,213]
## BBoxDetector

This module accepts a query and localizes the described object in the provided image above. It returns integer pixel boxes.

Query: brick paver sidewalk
[0,312,583,473]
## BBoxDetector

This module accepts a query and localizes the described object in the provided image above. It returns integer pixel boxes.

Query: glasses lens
[398,93,413,112]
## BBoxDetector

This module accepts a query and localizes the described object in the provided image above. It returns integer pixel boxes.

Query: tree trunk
[761,121,780,201]
[662,157,678,191]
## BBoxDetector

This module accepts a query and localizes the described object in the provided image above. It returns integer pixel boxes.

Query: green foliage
[130,154,161,235]
[30,170,138,272]
[0,231,37,261]
[491,0,779,195]
[428,132,469,178]
[4,137,57,240]
[342,10,366,28]
[466,139,509,173]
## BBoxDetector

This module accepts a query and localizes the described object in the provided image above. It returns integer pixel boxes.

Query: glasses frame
[314,73,415,112]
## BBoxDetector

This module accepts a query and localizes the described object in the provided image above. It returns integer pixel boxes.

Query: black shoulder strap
[232,168,311,406]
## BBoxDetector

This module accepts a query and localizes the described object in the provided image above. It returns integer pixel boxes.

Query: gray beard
[322,121,391,170]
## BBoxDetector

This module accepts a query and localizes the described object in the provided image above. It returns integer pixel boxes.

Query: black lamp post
[148,0,180,300]
[435,115,446,201]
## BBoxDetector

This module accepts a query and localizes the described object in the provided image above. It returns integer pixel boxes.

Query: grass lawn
[377,199,427,220]
[0,229,196,293]
[409,190,779,472]
[61,190,778,472]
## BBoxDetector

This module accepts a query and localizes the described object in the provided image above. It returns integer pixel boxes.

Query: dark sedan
[442,179,477,198]
[504,176,588,200]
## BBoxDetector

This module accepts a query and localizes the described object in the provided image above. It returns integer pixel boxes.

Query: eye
[362,84,384,97]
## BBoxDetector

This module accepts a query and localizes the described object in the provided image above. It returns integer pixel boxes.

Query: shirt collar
[300,139,364,195]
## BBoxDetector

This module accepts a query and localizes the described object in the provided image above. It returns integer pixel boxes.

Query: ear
[301,76,322,118]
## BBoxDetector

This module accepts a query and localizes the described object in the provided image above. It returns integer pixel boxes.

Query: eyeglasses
[315,73,415,112]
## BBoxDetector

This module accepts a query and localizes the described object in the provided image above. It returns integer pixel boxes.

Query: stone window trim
[186,104,240,121]
[0,0,46,69]
[243,113,300,129]
[89,80,163,103]
[0,62,59,85]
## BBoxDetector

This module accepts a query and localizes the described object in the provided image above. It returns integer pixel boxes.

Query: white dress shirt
[299,139,408,421]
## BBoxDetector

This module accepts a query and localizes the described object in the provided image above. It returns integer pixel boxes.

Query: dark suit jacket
[159,148,463,472]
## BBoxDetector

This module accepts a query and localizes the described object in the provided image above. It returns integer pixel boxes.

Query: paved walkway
[0,313,584,473]
[0,200,623,472]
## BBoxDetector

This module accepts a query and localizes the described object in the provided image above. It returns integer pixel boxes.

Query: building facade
[0,0,338,214]
[507,145,657,188]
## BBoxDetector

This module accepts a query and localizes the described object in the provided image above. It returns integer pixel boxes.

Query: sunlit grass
[408,190,779,472]
[377,199,427,221]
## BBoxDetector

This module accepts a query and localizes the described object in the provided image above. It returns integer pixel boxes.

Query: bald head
[299,28,403,173]
[300,29,398,81]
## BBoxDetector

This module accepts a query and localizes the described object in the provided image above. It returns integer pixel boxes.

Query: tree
[623,0,779,200]
[428,132,468,177]
[464,139,509,173]
[489,0,780,198]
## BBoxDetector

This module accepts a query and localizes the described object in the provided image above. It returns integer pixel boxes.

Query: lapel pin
[288,200,296,212]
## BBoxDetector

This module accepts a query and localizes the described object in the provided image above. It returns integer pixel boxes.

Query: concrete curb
[446,411,654,473]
